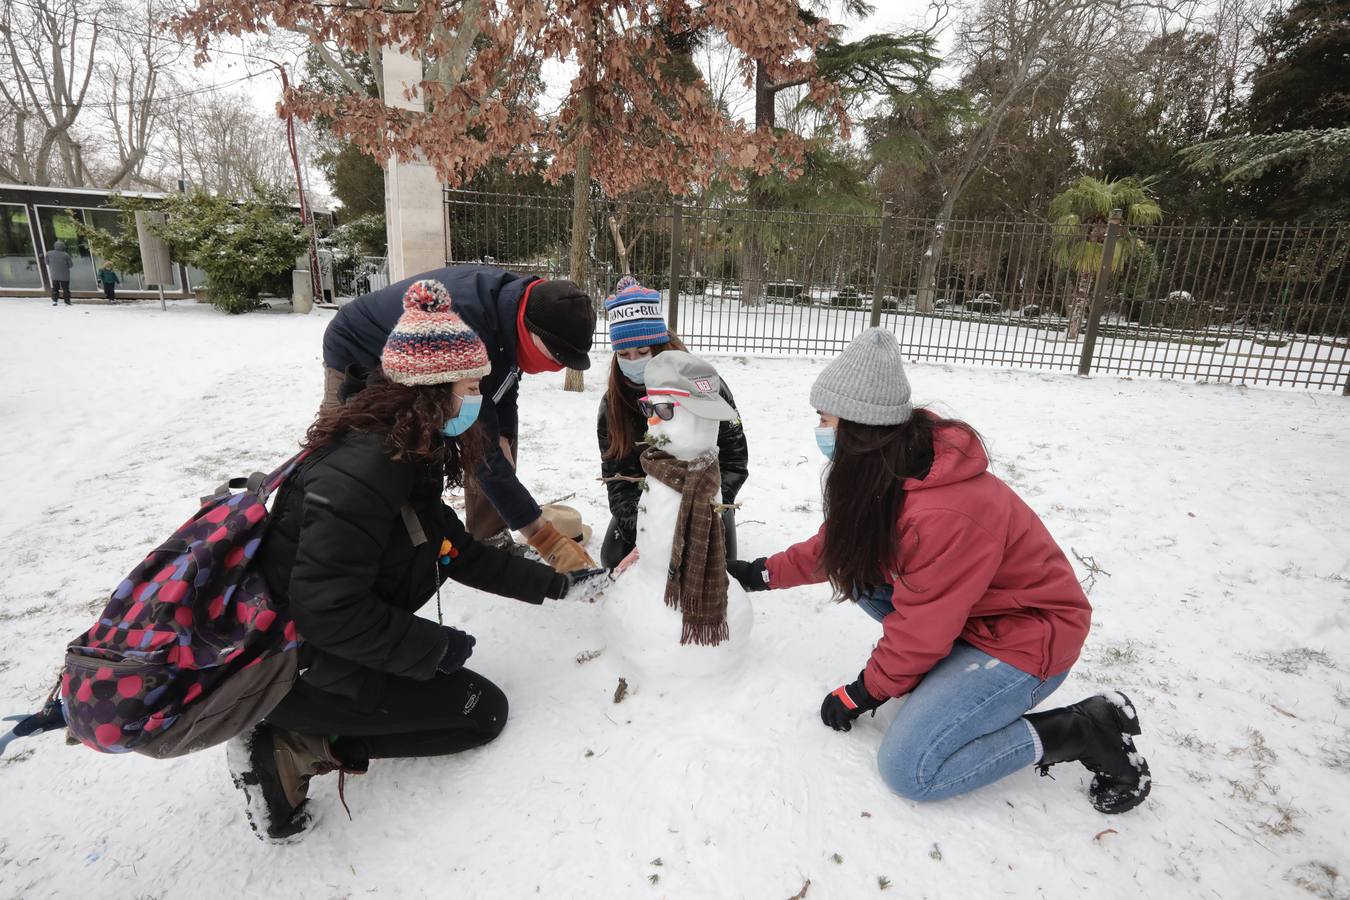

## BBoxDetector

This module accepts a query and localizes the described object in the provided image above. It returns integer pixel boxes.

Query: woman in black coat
[231,281,602,843]
[597,278,749,567]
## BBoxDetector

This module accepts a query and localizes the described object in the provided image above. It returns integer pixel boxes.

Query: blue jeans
[855,587,1069,802]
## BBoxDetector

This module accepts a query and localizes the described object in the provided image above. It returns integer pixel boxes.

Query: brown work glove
[526,521,597,572]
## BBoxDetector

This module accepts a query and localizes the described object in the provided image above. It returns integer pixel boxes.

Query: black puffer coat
[257,432,556,708]
[322,265,543,529]
[596,379,749,542]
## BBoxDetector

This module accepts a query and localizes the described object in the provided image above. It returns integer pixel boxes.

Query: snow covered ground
[1,297,1348,900]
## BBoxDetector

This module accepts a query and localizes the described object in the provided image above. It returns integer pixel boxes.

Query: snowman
[600,351,753,682]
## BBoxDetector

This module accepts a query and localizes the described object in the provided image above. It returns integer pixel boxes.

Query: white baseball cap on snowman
[641,350,739,421]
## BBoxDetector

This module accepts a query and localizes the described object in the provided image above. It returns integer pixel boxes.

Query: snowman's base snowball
[599,568,753,684]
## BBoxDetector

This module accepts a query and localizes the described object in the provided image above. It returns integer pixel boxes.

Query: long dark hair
[602,330,688,461]
[820,410,983,598]
[302,370,484,487]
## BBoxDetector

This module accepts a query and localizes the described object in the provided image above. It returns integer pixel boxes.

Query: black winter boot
[1025,692,1152,814]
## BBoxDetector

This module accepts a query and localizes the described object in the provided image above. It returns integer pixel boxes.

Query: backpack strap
[199,451,311,507]
[260,451,311,500]
[400,503,427,547]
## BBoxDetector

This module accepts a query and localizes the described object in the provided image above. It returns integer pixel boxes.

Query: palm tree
[1050,176,1163,340]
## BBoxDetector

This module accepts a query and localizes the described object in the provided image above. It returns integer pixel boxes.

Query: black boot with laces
[1026,691,1152,814]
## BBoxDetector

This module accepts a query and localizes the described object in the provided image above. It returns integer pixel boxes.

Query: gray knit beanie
[809,327,913,425]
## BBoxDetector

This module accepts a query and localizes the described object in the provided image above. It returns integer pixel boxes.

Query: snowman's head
[641,351,739,461]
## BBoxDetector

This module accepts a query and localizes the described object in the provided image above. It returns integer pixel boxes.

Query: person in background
[45,240,73,306]
[232,279,605,843]
[322,264,598,572]
[596,276,748,568]
[727,327,1151,815]
[97,264,121,304]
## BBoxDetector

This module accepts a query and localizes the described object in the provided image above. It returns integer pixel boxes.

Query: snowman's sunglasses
[639,399,680,420]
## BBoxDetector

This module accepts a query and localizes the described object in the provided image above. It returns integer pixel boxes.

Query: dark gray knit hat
[809,327,913,425]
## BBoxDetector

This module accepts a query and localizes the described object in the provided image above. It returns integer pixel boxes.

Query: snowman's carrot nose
[647,415,662,426]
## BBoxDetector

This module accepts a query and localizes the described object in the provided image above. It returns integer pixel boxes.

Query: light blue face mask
[814,425,836,460]
[443,395,483,438]
[617,355,651,384]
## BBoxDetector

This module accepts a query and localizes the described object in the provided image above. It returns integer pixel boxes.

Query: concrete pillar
[382,46,447,282]
[292,269,314,314]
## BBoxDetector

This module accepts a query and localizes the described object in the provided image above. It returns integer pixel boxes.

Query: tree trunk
[607,214,628,278]
[1065,268,1095,341]
[564,84,596,393]
[736,62,782,308]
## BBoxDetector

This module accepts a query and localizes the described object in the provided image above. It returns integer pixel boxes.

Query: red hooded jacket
[765,423,1092,701]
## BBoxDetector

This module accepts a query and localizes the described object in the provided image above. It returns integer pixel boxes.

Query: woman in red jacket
[727,328,1151,814]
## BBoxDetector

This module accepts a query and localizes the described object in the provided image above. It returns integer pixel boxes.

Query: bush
[833,285,862,308]
[329,213,387,268]
[965,299,1002,314]
[157,190,308,314]
[766,281,804,302]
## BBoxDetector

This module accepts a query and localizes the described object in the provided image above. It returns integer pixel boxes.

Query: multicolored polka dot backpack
[60,452,308,758]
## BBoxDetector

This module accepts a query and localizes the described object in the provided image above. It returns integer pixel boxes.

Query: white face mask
[617,355,651,384]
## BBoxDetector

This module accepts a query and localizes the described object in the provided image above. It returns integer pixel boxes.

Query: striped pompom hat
[381,279,492,386]
[605,276,668,350]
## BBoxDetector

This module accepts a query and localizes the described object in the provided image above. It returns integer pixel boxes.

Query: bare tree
[99,0,184,188]
[160,91,293,196]
[0,0,103,185]
[912,0,1181,312]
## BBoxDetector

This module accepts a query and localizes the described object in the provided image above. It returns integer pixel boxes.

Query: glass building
[1,184,327,298]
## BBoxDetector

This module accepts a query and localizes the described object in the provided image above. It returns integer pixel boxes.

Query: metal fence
[445,189,1350,393]
[332,255,390,300]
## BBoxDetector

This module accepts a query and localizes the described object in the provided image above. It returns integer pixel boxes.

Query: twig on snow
[1071,547,1112,594]
[1213,818,1276,855]
[786,879,811,900]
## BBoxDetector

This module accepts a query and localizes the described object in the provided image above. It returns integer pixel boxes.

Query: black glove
[436,626,476,674]
[727,557,770,592]
[820,671,885,732]
[546,566,610,599]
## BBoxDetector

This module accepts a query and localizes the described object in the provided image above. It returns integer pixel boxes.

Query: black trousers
[51,280,71,303]
[102,282,116,302]
[600,508,738,568]
[265,667,508,766]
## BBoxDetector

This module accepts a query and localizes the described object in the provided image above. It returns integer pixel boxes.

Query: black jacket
[596,379,749,541]
[322,265,542,529]
[257,431,556,707]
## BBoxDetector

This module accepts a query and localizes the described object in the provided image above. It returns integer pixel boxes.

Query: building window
[0,203,42,290]
[84,208,182,292]
[35,206,97,291]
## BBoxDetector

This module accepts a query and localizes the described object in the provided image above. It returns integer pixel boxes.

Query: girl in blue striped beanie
[596,276,752,568]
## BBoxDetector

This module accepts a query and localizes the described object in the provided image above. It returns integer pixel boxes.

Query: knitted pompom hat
[381,279,492,386]
[605,275,668,350]
[809,327,913,425]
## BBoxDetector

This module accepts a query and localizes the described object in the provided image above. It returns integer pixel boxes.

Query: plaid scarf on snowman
[639,447,730,647]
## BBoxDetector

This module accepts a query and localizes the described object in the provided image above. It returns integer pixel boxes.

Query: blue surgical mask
[617,355,650,384]
[443,395,483,437]
[814,426,836,460]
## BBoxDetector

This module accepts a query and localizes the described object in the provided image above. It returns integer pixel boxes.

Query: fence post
[1078,208,1124,376]
[668,200,683,332]
[870,202,893,328]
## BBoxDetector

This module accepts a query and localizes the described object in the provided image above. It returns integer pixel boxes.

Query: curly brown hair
[302,370,485,486]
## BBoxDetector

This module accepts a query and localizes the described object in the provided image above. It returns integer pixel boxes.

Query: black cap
[523,279,595,370]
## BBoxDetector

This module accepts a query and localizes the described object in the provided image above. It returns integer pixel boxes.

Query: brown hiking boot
[227,722,365,842]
